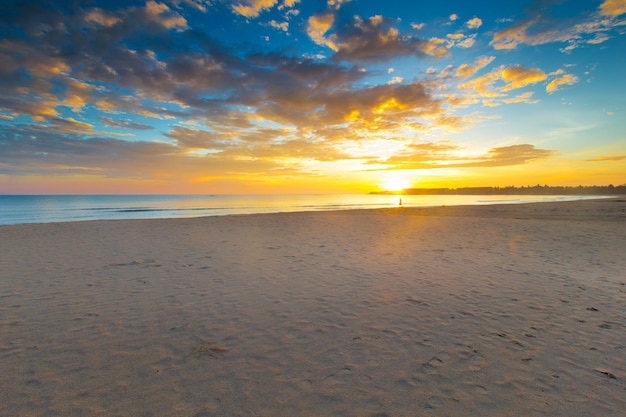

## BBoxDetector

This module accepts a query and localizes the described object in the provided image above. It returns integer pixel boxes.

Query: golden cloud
[327,0,350,9]
[503,91,537,104]
[449,34,476,49]
[144,1,188,29]
[370,143,553,170]
[466,17,483,29]
[232,0,279,18]
[456,56,495,77]
[490,19,574,50]
[307,12,337,50]
[458,71,502,95]
[64,79,93,112]
[84,8,121,27]
[26,58,70,79]
[464,144,554,167]
[269,20,289,31]
[95,100,118,112]
[600,0,626,16]
[165,126,237,150]
[546,73,579,93]
[500,65,547,91]
[419,38,449,58]
[457,65,547,106]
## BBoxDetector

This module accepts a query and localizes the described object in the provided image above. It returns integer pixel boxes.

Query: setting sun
[382,177,411,192]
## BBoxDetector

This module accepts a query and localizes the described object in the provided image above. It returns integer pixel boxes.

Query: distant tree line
[372,184,626,195]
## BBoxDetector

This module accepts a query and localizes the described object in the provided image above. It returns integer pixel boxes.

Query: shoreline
[0,195,621,228]
[1,197,625,416]
[0,194,617,227]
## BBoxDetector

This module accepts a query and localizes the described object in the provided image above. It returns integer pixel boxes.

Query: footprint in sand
[468,353,487,371]
[323,367,353,383]
[296,379,314,390]
[186,344,228,359]
[471,385,488,394]
[424,352,450,368]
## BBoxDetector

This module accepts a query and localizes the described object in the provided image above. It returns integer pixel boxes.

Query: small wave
[477,199,520,203]
[116,208,167,213]
[116,207,227,213]
[78,207,122,211]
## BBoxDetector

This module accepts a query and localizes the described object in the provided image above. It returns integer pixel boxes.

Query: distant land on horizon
[371,184,626,196]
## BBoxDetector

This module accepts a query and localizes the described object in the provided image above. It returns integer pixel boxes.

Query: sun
[382,177,411,192]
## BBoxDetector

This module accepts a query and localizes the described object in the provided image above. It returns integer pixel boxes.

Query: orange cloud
[269,20,289,31]
[456,56,495,77]
[144,1,188,29]
[475,144,554,167]
[84,8,121,27]
[490,20,534,50]
[445,33,476,49]
[457,65,547,107]
[371,144,553,170]
[503,91,537,104]
[458,71,503,96]
[546,73,579,93]
[600,0,626,16]
[232,0,279,18]
[466,17,483,29]
[328,0,350,9]
[52,117,95,133]
[447,33,464,40]
[65,79,93,112]
[95,100,118,112]
[165,126,236,150]
[27,58,70,79]
[500,65,547,91]
[307,12,337,50]
[419,38,449,58]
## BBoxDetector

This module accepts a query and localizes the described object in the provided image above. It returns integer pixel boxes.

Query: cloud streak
[490,0,626,51]
[369,144,554,170]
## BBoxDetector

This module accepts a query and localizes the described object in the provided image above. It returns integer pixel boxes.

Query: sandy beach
[1,198,625,417]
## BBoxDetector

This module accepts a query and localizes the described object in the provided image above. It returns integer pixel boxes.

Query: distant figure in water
[399,197,403,207]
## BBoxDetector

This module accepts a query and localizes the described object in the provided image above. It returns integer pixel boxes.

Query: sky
[0,0,625,194]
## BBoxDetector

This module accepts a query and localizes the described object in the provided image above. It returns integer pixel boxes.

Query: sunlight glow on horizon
[382,177,412,192]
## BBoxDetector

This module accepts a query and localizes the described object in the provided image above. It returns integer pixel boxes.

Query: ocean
[0,194,605,226]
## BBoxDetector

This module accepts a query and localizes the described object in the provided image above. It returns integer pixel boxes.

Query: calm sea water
[0,194,604,226]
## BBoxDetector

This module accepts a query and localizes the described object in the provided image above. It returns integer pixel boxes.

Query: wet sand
[1,198,625,416]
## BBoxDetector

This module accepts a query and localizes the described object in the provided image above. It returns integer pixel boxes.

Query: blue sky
[0,0,624,193]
